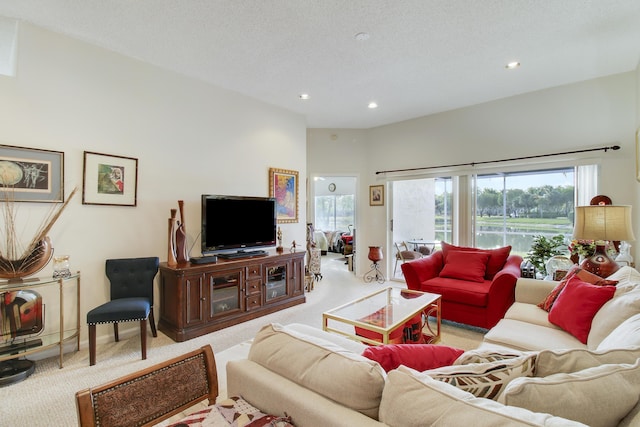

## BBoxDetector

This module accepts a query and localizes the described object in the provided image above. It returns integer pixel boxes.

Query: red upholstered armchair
[401,243,522,329]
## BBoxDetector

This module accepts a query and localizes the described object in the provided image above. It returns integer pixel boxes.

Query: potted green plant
[526,234,567,277]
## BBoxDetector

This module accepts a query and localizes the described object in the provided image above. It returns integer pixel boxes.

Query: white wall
[0,23,307,347]
[309,71,639,276]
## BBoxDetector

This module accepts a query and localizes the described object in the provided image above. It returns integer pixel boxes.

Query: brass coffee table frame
[322,287,441,346]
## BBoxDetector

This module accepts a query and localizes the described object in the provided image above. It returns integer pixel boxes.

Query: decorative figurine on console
[175,200,189,263]
[167,209,178,267]
[167,201,190,266]
[290,240,297,252]
[306,222,322,282]
[276,226,284,253]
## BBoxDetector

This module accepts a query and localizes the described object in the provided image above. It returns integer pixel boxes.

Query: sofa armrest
[486,255,523,294]
[401,251,444,290]
[494,255,523,281]
[483,255,523,328]
[514,278,559,305]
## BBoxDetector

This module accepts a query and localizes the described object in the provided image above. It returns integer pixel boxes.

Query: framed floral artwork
[0,144,64,202]
[83,151,138,206]
[269,167,298,223]
[370,185,384,206]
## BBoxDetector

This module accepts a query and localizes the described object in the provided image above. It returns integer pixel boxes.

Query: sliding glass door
[390,177,452,279]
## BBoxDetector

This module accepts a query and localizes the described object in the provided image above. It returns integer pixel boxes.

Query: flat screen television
[201,195,277,255]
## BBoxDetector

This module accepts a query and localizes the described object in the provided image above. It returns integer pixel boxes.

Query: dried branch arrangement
[0,187,77,279]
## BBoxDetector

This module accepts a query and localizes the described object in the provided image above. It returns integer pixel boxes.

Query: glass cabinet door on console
[264,263,288,303]
[208,269,243,319]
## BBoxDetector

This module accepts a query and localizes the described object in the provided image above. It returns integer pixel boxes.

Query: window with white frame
[389,164,597,274]
[473,167,589,257]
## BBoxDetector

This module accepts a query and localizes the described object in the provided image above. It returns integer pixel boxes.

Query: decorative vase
[167,209,178,267]
[580,244,620,277]
[0,237,54,281]
[176,200,189,263]
[616,242,633,267]
[52,255,71,279]
[368,246,383,263]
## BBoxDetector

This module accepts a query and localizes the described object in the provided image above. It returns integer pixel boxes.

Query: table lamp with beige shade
[573,205,635,277]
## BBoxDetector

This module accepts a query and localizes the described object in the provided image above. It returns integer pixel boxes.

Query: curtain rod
[375,145,620,175]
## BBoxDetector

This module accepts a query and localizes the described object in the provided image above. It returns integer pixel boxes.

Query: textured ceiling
[1,0,640,128]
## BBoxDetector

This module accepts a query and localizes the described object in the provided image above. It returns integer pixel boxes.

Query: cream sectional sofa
[226,267,640,427]
[480,266,640,353]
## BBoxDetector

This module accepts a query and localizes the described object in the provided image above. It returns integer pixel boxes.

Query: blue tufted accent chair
[87,257,159,365]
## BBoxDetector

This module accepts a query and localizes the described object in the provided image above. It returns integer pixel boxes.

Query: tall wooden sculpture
[176,200,190,264]
[167,209,178,267]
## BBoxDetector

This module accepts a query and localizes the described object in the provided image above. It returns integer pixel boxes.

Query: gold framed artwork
[269,167,299,223]
[369,184,384,206]
[636,128,640,182]
[82,151,138,206]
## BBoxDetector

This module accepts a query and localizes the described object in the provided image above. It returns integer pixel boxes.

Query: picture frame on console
[82,151,138,206]
[0,144,64,202]
[269,167,298,223]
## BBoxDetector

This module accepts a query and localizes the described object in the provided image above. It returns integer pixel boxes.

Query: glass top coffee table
[322,287,441,345]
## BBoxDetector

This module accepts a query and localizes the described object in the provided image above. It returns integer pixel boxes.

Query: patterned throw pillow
[168,395,295,427]
[537,265,618,312]
[454,349,531,365]
[423,353,537,400]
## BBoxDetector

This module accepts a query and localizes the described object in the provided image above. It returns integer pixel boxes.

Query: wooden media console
[158,250,305,342]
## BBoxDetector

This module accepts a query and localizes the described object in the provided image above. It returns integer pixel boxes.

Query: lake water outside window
[390,166,595,279]
[474,168,575,257]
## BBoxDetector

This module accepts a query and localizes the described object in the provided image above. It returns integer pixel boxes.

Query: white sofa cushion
[606,265,640,293]
[285,322,368,354]
[483,318,585,351]
[504,302,558,328]
[423,353,536,400]
[247,323,385,419]
[534,346,640,377]
[378,366,587,426]
[597,313,640,350]
[587,288,640,349]
[502,360,640,427]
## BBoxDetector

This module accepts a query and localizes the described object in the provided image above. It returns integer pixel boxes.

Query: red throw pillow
[548,276,616,344]
[439,250,489,282]
[441,242,511,279]
[537,265,618,312]
[362,344,464,372]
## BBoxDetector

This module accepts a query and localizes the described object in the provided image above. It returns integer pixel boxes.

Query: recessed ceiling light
[299,93,310,100]
[368,102,378,109]
[505,61,521,70]
[355,32,370,41]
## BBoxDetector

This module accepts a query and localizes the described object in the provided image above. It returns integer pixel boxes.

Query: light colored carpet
[0,253,485,426]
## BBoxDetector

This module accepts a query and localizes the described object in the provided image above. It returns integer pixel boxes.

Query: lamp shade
[573,205,635,242]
